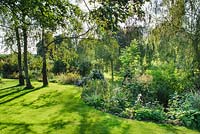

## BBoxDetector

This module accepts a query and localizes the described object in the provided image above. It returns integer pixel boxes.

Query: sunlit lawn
[0,79,199,134]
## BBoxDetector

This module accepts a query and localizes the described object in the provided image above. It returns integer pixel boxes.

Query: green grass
[0,79,199,134]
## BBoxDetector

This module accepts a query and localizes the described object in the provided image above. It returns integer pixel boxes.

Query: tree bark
[42,28,48,87]
[22,26,33,89]
[15,27,24,85]
[111,59,114,82]
[192,37,200,90]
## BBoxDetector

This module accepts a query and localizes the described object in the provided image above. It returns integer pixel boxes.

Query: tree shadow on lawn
[158,123,199,134]
[0,120,74,134]
[0,86,26,98]
[0,85,21,91]
[59,97,130,134]
[0,86,44,105]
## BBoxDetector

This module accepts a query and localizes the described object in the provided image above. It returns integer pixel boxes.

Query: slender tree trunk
[192,37,200,90]
[192,38,200,71]
[111,59,114,82]
[15,27,24,85]
[22,26,33,89]
[42,28,48,87]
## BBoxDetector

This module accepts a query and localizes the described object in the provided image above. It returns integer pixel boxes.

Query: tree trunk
[192,37,200,90]
[15,27,24,85]
[111,60,114,82]
[42,28,48,87]
[22,26,33,89]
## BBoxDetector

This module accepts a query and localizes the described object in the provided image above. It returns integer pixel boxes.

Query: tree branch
[46,27,93,48]
[0,24,13,30]
[83,0,91,12]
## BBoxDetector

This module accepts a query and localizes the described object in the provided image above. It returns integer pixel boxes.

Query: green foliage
[146,63,189,107]
[90,0,147,31]
[95,37,119,62]
[105,87,130,115]
[82,80,107,109]
[0,54,18,79]
[190,92,200,111]
[81,79,167,124]
[123,81,156,105]
[167,92,200,130]
[88,69,104,80]
[120,107,135,119]
[82,79,131,114]
[135,108,166,123]
[120,39,141,74]
[29,70,42,81]
[52,60,66,74]
[2,63,18,79]
[57,73,80,85]
[179,110,200,130]
[78,60,92,76]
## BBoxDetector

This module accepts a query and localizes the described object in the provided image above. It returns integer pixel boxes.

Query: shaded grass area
[0,79,199,134]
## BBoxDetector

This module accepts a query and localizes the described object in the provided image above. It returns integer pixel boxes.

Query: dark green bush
[179,110,200,130]
[77,70,104,86]
[89,69,104,80]
[78,61,92,76]
[52,60,66,74]
[2,63,18,78]
[167,92,200,130]
[147,69,175,107]
[135,108,166,123]
[189,92,200,111]
[29,70,42,80]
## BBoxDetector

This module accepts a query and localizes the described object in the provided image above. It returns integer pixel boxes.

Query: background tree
[0,5,25,85]
[95,34,119,82]
[32,0,83,86]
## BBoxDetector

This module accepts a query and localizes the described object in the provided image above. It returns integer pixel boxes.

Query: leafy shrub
[82,79,132,114]
[179,110,200,130]
[119,39,142,75]
[120,108,135,119]
[147,69,175,107]
[52,60,66,74]
[57,73,80,85]
[78,60,92,76]
[2,63,18,78]
[89,69,104,80]
[189,92,200,111]
[29,70,42,80]
[82,94,103,109]
[77,70,104,86]
[105,87,130,115]
[82,80,107,109]
[123,81,156,105]
[167,92,200,130]
[135,108,166,123]
[168,92,200,114]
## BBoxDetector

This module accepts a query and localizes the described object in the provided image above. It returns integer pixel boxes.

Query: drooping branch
[83,0,91,12]
[46,27,94,48]
[0,24,13,30]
